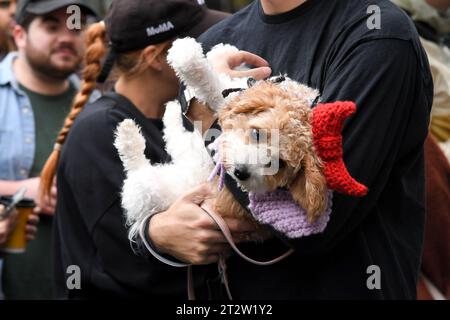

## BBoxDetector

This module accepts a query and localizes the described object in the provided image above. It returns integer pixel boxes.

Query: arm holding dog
[147,184,261,265]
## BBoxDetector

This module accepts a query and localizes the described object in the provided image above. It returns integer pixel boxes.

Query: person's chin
[51,59,79,74]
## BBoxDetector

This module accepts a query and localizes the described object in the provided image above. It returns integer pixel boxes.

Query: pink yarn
[248,189,333,238]
[208,160,225,191]
[208,139,225,191]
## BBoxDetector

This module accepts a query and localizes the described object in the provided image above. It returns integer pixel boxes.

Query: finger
[229,67,272,81]
[227,51,269,69]
[41,209,55,216]
[199,230,228,244]
[39,205,55,215]
[196,203,226,230]
[49,197,57,209]
[25,225,37,235]
[0,222,10,236]
[182,183,215,204]
[27,214,40,226]
[51,186,57,198]
[192,209,221,230]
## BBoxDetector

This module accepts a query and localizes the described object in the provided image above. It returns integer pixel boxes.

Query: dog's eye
[250,129,260,143]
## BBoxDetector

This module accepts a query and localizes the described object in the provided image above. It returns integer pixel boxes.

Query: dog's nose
[234,166,250,181]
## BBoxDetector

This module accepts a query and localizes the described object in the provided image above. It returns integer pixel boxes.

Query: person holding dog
[164,0,433,299]
[40,0,272,299]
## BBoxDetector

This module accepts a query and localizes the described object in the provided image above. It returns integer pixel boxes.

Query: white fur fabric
[114,101,213,241]
[114,37,307,242]
[167,37,248,112]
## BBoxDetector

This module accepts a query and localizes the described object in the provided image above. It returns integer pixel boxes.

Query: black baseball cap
[105,0,230,53]
[15,0,100,25]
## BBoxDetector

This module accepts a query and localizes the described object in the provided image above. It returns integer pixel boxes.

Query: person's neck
[13,53,69,95]
[115,74,168,119]
[260,0,307,15]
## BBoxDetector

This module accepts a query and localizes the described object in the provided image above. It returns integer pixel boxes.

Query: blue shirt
[0,52,97,180]
[0,53,100,300]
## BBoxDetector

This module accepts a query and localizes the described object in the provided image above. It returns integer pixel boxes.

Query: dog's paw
[163,101,183,129]
[167,37,205,77]
[114,119,148,171]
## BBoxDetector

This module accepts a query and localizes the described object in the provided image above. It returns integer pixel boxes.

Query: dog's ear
[288,152,328,223]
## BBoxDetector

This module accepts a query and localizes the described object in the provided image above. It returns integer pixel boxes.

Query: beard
[25,39,82,80]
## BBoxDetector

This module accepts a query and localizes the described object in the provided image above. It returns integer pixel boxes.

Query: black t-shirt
[55,0,433,300]
[54,93,219,299]
[195,0,433,299]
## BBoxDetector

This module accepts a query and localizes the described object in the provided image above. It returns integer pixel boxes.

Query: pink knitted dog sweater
[248,189,333,238]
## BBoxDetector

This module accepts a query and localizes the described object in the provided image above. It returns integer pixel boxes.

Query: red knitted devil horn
[312,101,368,197]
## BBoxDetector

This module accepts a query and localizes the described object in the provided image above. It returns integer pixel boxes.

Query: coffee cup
[0,196,36,254]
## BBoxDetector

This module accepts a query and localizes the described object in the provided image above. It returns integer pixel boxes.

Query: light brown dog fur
[215,81,328,223]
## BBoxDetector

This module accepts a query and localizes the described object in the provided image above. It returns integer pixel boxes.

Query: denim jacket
[0,52,98,180]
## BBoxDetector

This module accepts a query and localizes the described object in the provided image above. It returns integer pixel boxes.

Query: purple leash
[208,146,226,191]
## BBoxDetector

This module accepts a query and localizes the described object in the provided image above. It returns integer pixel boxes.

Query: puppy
[115,38,366,242]
[217,79,328,223]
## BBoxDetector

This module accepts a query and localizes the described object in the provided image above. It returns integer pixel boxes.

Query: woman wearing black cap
[40,0,270,299]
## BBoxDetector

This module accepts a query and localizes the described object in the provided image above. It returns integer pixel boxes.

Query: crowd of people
[0,0,448,300]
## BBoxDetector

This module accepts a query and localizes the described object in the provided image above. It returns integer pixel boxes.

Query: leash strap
[138,204,294,300]
[200,203,295,266]
[139,213,190,268]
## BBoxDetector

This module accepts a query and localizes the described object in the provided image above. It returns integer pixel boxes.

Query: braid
[39,21,107,204]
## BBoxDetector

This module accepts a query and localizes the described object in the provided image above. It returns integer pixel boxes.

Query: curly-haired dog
[114,37,367,243]
[217,80,327,222]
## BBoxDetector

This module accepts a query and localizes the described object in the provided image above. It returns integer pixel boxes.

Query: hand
[148,183,260,265]
[0,205,18,245]
[201,198,274,243]
[186,50,272,133]
[25,212,39,241]
[210,50,272,80]
[20,177,57,215]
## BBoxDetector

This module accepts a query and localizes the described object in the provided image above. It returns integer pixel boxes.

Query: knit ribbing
[249,189,333,238]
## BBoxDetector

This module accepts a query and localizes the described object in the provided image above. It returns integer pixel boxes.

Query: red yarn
[312,101,368,197]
